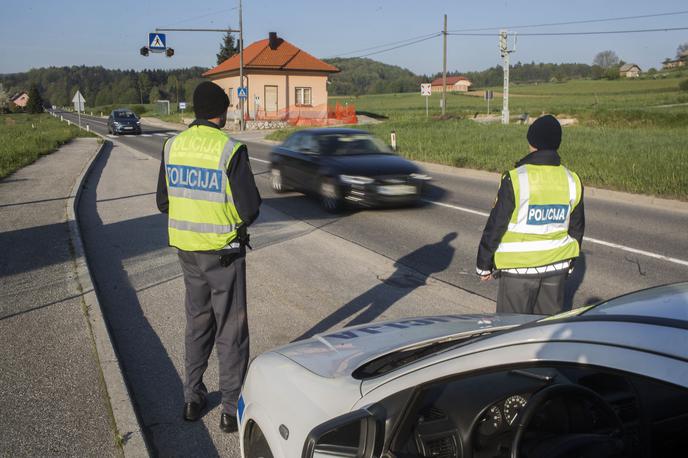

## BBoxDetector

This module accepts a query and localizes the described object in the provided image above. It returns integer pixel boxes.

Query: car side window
[283,133,301,150]
[299,135,318,154]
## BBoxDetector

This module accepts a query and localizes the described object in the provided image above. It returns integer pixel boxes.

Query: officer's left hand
[480,274,493,282]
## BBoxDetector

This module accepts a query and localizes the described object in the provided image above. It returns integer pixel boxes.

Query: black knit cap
[193,81,229,119]
[527,115,562,151]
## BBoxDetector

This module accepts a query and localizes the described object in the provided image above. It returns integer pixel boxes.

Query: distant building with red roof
[203,32,340,123]
[430,76,472,92]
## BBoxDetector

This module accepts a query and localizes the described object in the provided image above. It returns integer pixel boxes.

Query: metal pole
[500,30,510,125]
[442,14,447,116]
[426,96,429,118]
[239,0,245,131]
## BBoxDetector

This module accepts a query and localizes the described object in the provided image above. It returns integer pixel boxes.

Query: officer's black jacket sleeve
[156,142,169,214]
[476,173,515,273]
[568,185,585,248]
[228,144,262,226]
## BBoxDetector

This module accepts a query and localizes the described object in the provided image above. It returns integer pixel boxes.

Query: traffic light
[140,46,149,56]
[166,48,175,58]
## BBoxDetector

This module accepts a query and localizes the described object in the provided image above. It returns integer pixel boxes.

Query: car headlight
[112,121,121,126]
[410,173,432,181]
[136,121,141,125]
[340,175,374,185]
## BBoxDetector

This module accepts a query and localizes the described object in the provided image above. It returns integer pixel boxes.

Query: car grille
[374,175,411,185]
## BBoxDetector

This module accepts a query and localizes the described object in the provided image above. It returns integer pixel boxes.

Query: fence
[251,102,357,126]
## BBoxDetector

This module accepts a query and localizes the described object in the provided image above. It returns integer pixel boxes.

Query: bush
[679,79,688,91]
[130,105,146,115]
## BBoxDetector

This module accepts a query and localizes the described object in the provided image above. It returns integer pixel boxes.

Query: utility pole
[442,14,447,116]
[499,29,516,125]
[239,0,245,131]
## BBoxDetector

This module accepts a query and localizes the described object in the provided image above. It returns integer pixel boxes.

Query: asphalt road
[59,110,687,455]
[61,111,688,307]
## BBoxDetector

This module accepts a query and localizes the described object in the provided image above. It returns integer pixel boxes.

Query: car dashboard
[386,364,688,458]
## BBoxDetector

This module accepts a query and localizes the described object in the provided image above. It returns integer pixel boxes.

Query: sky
[1,0,687,75]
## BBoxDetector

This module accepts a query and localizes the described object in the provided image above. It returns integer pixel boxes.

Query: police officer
[476,115,585,315]
[156,81,261,432]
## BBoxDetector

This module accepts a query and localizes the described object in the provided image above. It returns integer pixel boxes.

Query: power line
[160,7,238,28]
[447,10,688,33]
[326,32,440,59]
[447,25,688,37]
[356,33,442,58]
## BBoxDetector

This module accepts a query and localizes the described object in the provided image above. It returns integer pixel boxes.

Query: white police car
[239,283,688,458]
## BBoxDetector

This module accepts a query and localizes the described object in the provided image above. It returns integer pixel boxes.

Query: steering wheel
[510,384,625,458]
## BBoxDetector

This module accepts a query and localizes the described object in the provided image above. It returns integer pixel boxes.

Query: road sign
[484,90,494,100]
[149,33,166,52]
[420,83,432,96]
[237,87,248,99]
[179,102,187,110]
[72,90,85,112]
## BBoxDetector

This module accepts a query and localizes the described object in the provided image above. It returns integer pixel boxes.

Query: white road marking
[141,134,152,137]
[249,157,270,164]
[107,134,117,138]
[153,133,167,137]
[166,131,178,135]
[421,198,688,268]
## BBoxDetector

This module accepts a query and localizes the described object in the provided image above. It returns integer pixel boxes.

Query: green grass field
[270,78,688,200]
[0,113,91,179]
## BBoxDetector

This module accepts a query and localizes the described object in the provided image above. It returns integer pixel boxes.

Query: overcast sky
[1,0,687,75]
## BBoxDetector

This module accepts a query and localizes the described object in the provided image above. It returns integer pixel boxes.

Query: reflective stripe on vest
[494,164,582,269]
[164,126,244,251]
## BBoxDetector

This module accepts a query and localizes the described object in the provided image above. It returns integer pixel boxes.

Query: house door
[265,85,278,114]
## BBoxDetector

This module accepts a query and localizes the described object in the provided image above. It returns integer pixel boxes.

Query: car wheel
[271,167,286,193]
[320,177,342,213]
[245,423,274,458]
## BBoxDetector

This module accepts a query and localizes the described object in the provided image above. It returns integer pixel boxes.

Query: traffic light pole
[156,6,245,130]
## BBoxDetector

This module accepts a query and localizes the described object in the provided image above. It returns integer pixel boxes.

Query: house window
[228,88,234,107]
[295,87,312,106]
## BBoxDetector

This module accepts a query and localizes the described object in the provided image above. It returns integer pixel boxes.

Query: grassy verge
[0,113,92,179]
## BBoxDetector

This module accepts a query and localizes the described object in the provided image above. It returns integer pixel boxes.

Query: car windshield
[114,111,136,119]
[317,133,392,156]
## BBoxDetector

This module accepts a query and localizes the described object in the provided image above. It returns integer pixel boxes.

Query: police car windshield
[114,111,136,119]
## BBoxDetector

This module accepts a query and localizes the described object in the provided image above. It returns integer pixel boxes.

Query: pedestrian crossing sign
[149,33,166,52]
[237,87,248,99]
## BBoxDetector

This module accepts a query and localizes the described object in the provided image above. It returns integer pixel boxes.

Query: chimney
[269,32,279,50]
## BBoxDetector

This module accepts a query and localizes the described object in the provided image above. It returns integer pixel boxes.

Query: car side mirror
[303,409,381,458]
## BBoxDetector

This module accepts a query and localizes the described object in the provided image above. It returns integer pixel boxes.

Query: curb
[65,134,149,456]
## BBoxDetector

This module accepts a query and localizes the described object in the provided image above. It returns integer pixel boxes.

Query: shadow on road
[564,252,601,309]
[79,143,219,457]
[295,232,458,341]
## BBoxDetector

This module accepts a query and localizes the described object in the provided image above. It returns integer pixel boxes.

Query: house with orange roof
[430,76,472,92]
[203,32,341,124]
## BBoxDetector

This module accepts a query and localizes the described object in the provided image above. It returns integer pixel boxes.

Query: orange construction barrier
[252,103,357,126]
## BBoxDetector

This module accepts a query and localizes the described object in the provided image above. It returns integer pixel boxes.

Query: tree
[167,75,179,104]
[149,86,162,103]
[137,72,151,104]
[0,84,9,112]
[26,83,44,113]
[593,50,620,69]
[216,29,239,65]
[678,42,688,59]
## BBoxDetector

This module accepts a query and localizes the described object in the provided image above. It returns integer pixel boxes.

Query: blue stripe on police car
[527,204,568,225]
[167,165,223,193]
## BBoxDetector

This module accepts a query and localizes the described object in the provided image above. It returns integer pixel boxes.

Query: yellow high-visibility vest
[164,125,243,251]
[494,164,582,269]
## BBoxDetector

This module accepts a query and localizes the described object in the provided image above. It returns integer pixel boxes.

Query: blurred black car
[107,109,141,135]
[270,129,431,211]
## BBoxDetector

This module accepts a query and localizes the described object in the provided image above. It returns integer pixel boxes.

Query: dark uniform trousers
[177,250,249,415]
[497,271,567,315]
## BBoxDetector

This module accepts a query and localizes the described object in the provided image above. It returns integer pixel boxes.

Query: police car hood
[276,314,537,379]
